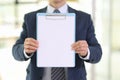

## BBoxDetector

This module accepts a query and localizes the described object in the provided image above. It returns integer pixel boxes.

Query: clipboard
[36,13,76,67]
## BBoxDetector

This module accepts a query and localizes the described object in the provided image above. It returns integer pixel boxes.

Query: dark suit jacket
[12,6,102,80]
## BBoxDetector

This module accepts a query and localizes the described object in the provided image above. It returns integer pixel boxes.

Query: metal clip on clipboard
[46,14,66,20]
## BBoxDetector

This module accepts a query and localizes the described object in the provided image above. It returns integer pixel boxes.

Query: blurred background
[0,0,120,80]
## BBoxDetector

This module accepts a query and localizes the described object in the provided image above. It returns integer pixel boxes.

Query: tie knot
[53,9,60,13]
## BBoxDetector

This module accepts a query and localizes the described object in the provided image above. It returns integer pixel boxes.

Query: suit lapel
[37,7,47,13]
[68,6,76,13]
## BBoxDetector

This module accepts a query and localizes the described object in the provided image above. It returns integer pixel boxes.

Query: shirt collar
[47,4,68,13]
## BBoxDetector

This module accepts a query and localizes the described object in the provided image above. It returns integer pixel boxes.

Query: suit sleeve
[12,15,29,61]
[85,15,102,63]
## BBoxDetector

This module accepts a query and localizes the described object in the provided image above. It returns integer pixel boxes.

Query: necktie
[53,9,60,13]
[51,67,66,80]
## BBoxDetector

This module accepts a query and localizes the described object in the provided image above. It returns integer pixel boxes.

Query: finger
[24,44,38,53]
[25,38,38,44]
[71,43,76,48]
[75,49,87,56]
[24,45,38,50]
[75,44,88,51]
[71,40,85,47]
[25,49,36,54]
[25,38,39,48]
[25,41,39,48]
[71,40,88,50]
[76,48,86,53]
[71,42,80,50]
[72,44,85,50]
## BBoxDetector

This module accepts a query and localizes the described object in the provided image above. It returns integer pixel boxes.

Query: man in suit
[12,0,102,80]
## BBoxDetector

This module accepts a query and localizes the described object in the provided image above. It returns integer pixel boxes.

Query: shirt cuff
[24,49,33,58]
[79,48,90,60]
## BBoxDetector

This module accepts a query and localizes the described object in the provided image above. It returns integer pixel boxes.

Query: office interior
[0,0,120,80]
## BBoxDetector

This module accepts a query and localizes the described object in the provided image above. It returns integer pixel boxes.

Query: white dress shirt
[24,3,90,80]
